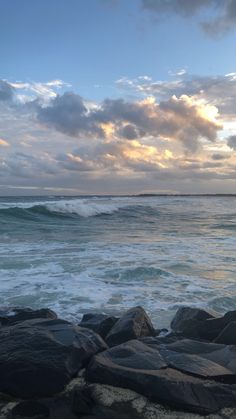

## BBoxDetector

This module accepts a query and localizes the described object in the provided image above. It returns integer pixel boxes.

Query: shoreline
[0,305,236,418]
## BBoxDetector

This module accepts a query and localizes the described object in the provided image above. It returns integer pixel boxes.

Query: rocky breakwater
[0,306,236,418]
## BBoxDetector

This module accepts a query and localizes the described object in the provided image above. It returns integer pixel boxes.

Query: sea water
[0,195,236,327]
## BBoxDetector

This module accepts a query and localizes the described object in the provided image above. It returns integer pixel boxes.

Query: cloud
[57,139,174,175]
[117,124,145,140]
[202,0,236,35]
[1,151,59,179]
[211,153,229,160]
[227,135,236,149]
[0,76,234,194]
[8,79,70,104]
[116,72,236,117]
[141,0,236,35]
[0,138,10,147]
[36,92,222,152]
[142,0,217,16]
[0,80,14,102]
[37,92,104,137]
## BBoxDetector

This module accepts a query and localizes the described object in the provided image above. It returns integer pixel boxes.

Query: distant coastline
[1,193,236,198]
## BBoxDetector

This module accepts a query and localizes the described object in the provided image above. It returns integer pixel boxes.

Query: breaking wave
[0,198,148,219]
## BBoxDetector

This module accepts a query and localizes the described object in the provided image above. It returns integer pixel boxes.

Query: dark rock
[79,313,118,338]
[159,349,234,380]
[142,337,236,374]
[171,307,236,341]
[72,386,94,415]
[171,307,214,327]
[200,310,236,341]
[141,332,181,345]
[0,307,57,326]
[215,321,236,345]
[170,307,215,338]
[106,306,155,347]
[86,338,236,414]
[42,395,78,419]
[0,318,107,398]
[71,380,236,419]
[10,400,50,418]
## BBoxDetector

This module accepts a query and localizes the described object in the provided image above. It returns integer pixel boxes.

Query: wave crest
[0,198,133,218]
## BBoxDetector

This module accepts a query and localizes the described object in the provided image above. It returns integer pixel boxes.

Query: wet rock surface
[0,308,57,326]
[171,307,236,341]
[79,313,118,339]
[105,306,155,347]
[0,318,107,398]
[0,305,236,418]
[86,339,236,414]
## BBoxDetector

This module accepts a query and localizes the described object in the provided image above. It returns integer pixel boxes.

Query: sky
[1,0,236,195]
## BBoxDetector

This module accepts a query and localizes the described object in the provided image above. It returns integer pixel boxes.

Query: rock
[171,307,236,341]
[0,318,107,398]
[77,382,216,419]
[200,310,236,341]
[79,313,118,338]
[142,337,236,375]
[72,386,94,416]
[0,308,57,326]
[172,307,214,327]
[170,307,215,339]
[68,378,236,418]
[86,338,236,414]
[159,349,235,380]
[214,322,236,345]
[106,306,155,347]
[10,400,50,418]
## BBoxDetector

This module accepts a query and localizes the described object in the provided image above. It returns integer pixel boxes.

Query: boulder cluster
[0,305,236,418]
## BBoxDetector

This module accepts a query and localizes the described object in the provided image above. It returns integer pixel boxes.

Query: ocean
[0,195,236,327]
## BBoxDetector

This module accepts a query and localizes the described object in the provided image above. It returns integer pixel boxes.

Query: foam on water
[0,197,140,217]
[0,195,236,327]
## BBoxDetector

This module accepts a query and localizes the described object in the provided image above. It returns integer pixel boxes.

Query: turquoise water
[0,195,236,327]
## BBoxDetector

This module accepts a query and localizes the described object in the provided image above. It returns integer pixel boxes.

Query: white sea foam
[45,199,129,217]
[0,197,137,217]
[1,195,236,326]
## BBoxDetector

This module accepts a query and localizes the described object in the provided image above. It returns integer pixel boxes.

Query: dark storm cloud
[227,135,236,149]
[0,80,14,102]
[141,0,236,35]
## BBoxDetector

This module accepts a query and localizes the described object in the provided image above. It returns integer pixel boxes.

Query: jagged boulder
[0,318,107,398]
[105,306,155,347]
[86,338,236,414]
[79,313,118,339]
[171,307,236,341]
[0,307,57,326]
[215,321,236,345]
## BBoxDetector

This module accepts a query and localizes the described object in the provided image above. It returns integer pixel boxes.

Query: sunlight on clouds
[100,122,116,137]
[138,96,156,105]
[196,100,221,125]
[0,138,9,147]
[67,153,83,163]
[120,140,172,169]
[1,74,236,193]
[164,149,173,159]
